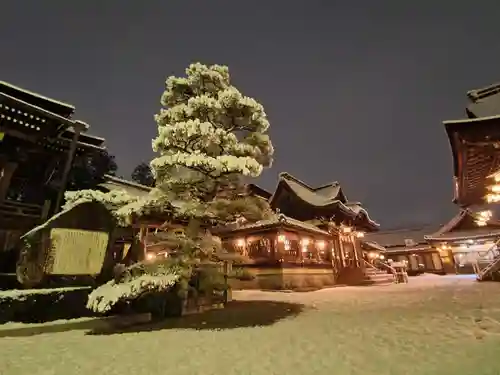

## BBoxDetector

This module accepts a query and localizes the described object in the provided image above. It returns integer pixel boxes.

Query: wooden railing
[378,260,397,275]
[363,259,394,274]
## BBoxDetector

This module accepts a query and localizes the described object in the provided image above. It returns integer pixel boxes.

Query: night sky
[2,1,500,228]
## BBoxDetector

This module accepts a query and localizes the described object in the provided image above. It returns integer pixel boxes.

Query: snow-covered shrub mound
[0,287,93,324]
[87,273,180,314]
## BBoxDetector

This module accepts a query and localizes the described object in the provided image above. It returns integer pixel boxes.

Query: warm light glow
[490,185,500,193]
[355,231,364,238]
[368,252,377,259]
[486,193,500,203]
[301,238,310,246]
[342,226,352,233]
[491,172,500,182]
[235,238,246,247]
[277,234,286,243]
[379,254,385,260]
[478,210,492,219]
[316,240,326,250]
[145,252,156,261]
[475,210,492,227]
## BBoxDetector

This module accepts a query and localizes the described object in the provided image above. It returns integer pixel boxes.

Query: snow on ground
[1,275,500,375]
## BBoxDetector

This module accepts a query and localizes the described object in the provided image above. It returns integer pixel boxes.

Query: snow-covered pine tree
[87,63,274,314]
[151,62,274,223]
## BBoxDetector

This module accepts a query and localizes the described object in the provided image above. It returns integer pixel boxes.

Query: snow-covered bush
[87,272,180,313]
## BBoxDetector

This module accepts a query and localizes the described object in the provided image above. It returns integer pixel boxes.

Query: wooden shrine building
[0,81,105,270]
[364,209,500,275]
[364,225,445,275]
[445,82,500,207]
[425,209,500,274]
[215,172,392,289]
[439,82,500,279]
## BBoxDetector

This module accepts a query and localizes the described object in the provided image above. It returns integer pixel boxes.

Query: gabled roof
[364,225,438,248]
[466,82,500,118]
[270,172,347,205]
[98,174,152,197]
[425,209,500,242]
[268,172,379,230]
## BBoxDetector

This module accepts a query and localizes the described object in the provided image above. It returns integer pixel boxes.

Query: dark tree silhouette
[67,149,118,190]
[131,162,155,187]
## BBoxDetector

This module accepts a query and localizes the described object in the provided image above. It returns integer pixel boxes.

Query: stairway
[476,257,500,281]
[474,239,500,281]
[363,266,395,286]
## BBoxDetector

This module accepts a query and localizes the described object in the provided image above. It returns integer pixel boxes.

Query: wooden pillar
[275,232,285,262]
[338,236,346,267]
[0,160,17,203]
[353,236,365,271]
[54,120,87,212]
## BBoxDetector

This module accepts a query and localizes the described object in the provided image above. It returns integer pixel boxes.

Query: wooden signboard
[47,228,109,275]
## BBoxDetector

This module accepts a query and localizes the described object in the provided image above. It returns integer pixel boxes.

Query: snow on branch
[151,63,274,186]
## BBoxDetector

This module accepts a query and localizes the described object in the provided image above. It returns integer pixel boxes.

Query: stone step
[364,270,394,285]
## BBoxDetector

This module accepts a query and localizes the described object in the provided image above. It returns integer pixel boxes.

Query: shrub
[0,287,94,324]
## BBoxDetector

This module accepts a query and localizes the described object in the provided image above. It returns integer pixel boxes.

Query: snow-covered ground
[1,275,500,375]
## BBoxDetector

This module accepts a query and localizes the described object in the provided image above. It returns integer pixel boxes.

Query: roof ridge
[103,174,152,191]
[467,82,500,102]
[313,181,340,191]
[279,172,341,192]
[278,172,315,191]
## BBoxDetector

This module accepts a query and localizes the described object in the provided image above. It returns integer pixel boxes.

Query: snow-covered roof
[216,213,331,237]
[98,175,152,198]
[425,209,500,242]
[268,172,379,230]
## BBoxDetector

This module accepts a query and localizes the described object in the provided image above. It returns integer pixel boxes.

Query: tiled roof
[215,214,331,236]
[269,172,379,228]
[425,228,500,242]
[364,225,439,248]
[361,241,387,252]
[271,172,345,207]
[98,174,152,197]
